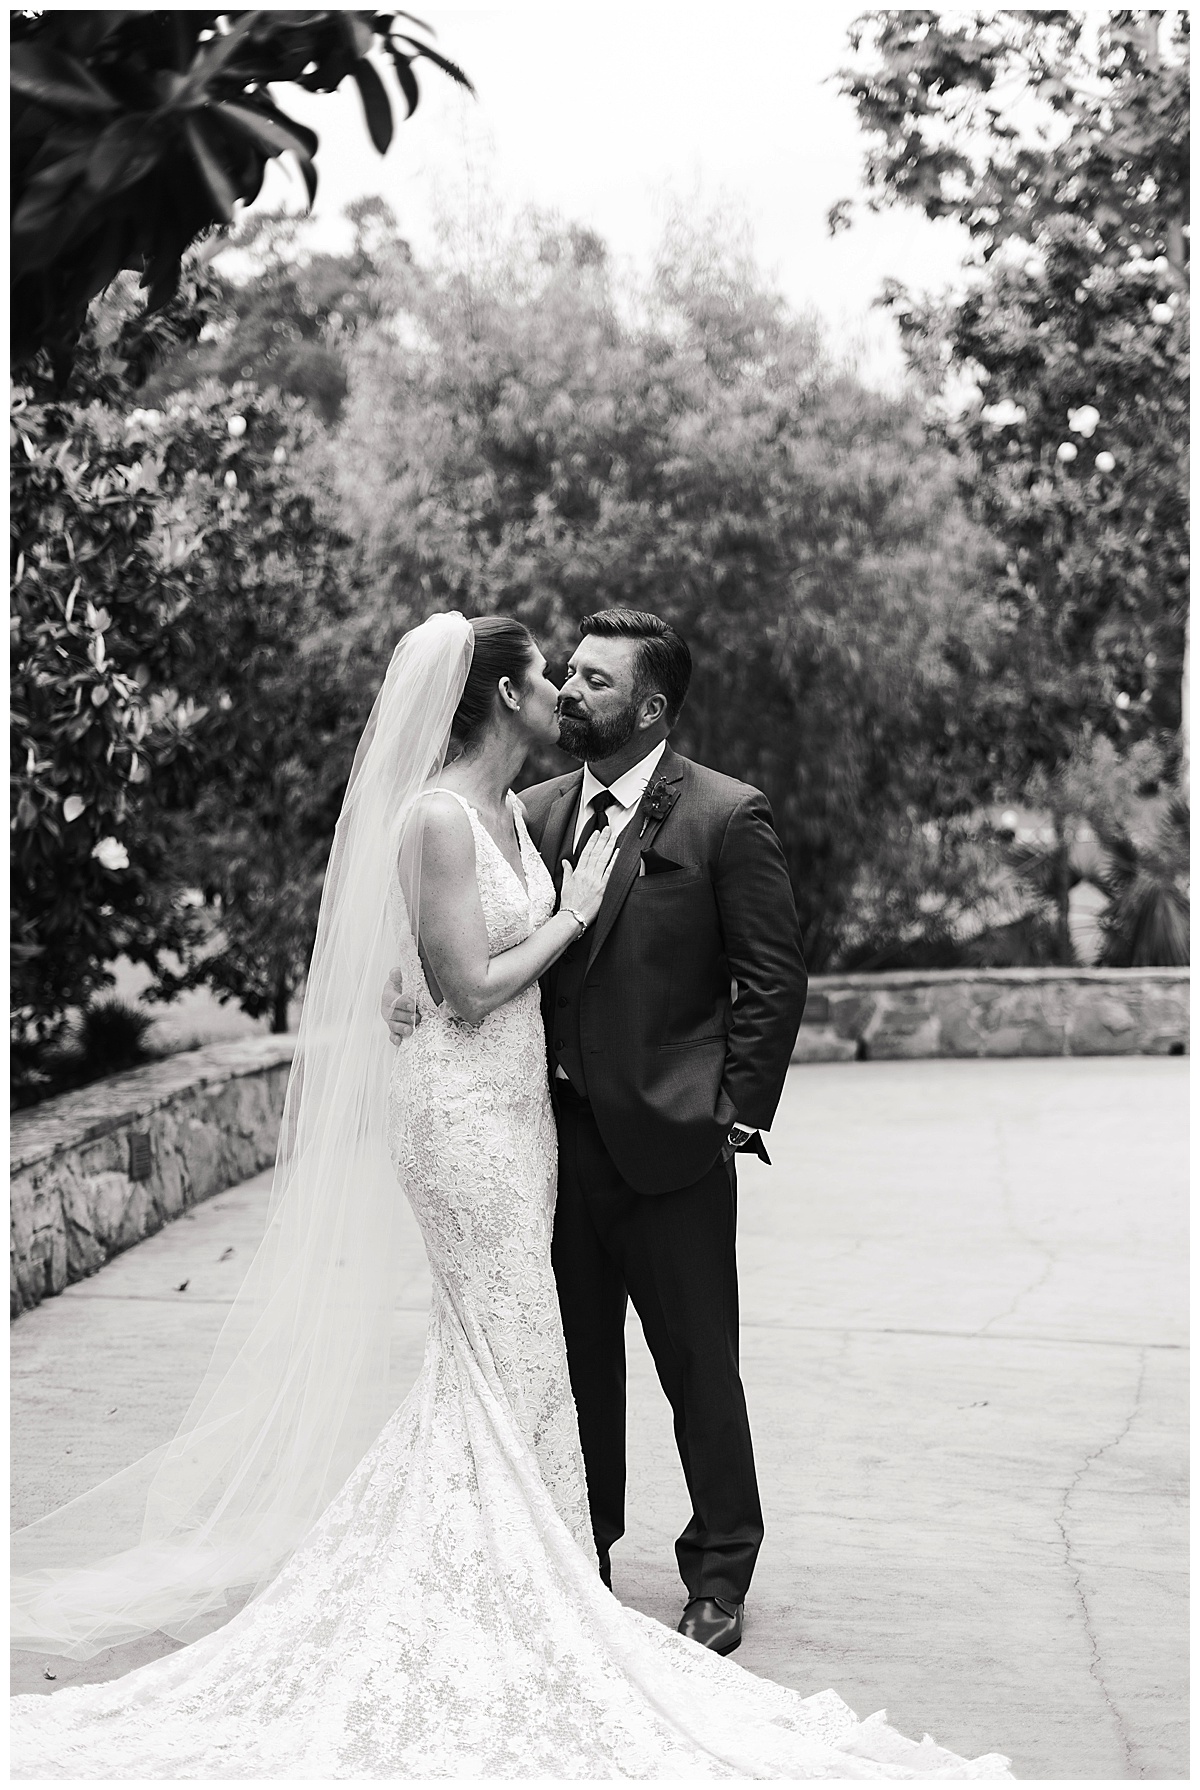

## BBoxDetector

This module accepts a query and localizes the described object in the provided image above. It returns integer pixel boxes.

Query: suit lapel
[585,747,685,972]
[535,773,583,885]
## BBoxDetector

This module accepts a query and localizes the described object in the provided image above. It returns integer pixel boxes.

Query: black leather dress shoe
[677,1596,743,1655]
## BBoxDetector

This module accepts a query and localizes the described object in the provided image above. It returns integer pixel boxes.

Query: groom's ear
[638,690,669,728]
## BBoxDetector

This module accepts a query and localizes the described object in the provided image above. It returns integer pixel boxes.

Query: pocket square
[641,849,685,876]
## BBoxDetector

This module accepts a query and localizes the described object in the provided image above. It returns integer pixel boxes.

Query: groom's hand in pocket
[722,1122,769,1166]
[381,967,419,1045]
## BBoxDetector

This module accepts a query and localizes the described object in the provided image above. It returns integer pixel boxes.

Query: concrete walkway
[11,1057,1188,1778]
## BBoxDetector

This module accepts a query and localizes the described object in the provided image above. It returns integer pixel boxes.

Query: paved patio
[11,1056,1188,1778]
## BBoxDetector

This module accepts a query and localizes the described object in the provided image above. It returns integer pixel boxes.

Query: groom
[386,610,806,1655]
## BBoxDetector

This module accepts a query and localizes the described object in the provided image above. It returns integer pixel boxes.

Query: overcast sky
[251,2,977,387]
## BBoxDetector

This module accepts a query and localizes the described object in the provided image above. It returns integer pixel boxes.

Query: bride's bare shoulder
[410,791,476,867]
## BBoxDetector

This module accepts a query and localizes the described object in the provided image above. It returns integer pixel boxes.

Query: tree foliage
[837,9,1189,960]
[11,365,208,1064]
[997,733,1191,968]
[10,9,469,378]
[836,11,1189,272]
[940,225,1186,769]
[16,121,1188,1094]
[11,269,372,1068]
[332,211,999,970]
[143,199,408,423]
[144,385,375,1031]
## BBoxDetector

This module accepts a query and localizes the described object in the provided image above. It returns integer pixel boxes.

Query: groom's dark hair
[579,610,692,724]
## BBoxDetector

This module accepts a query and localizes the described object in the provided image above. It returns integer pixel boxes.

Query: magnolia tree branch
[10,9,472,380]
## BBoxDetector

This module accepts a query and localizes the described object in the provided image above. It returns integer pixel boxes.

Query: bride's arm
[416,794,615,1024]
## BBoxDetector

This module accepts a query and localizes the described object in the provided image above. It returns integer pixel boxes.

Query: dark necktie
[570,788,618,866]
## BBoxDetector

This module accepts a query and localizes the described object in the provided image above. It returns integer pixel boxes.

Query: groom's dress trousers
[522,746,807,1605]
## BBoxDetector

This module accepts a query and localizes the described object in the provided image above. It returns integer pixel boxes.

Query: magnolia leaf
[86,116,157,197]
[401,39,473,92]
[393,9,436,35]
[211,100,317,164]
[240,148,267,211]
[11,156,94,272]
[389,48,419,120]
[184,117,238,224]
[59,12,145,60]
[353,55,395,146]
[343,14,376,60]
[184,11,264,95]
[12,152,89,245]
[10,44,120,117]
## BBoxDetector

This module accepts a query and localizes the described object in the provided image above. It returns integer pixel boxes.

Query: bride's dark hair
[450,615,537,749]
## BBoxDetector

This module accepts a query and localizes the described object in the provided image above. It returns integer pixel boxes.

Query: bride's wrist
[559,903,588,935]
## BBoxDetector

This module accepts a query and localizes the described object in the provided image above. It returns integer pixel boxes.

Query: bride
[11,611,1012,1779]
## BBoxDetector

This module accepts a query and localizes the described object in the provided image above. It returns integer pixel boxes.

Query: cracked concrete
[977,1113,1061,1336]
[1053,1347,1149,1778]
[11,1056,1188,1777]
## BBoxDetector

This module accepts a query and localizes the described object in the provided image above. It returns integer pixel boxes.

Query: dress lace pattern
[10,792,1012,1780]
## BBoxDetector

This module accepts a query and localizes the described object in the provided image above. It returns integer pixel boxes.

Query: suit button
[557,997,568,1008]
[554,1039,565,1051]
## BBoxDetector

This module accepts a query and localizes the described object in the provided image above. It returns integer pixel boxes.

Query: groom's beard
[556,699,640,762]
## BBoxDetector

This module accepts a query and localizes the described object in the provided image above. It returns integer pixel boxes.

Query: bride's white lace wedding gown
[11,791,1012,1780]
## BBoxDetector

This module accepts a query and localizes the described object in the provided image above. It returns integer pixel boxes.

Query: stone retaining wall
[792,967,1189,1063]
[10,1037,295,1317]
[11,970,1188,1316]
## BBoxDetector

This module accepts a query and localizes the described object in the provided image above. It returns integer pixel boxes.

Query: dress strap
[435,788,482,822]
[430,789,506,873]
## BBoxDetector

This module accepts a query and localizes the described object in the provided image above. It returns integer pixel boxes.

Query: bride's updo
[449,615,538,751]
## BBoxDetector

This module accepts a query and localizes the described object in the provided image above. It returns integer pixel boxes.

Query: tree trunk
[1167,213,1186,278]
[1180,604,1190,801]
[1051,814,1074,965]
[271,977,291,1034]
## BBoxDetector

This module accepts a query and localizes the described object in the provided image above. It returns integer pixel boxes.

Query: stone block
[1137,986,1190,1054]
[863,995,942,1060]
[790,1028,857,1064]
[935,987,993,1058]
[828,991,876,1041]
[63,1171,133,1279]
[1069,993,1140,1056]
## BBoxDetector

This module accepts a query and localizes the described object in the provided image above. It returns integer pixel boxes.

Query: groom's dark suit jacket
[520,746,807,1196]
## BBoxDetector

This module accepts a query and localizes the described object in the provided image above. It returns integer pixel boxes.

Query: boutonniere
[638,776,675,837]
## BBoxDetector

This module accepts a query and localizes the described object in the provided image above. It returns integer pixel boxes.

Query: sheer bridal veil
[12,612,475,1659]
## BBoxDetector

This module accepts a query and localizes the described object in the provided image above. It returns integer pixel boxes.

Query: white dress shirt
[571,740,668,850]
[553,741,667,1087]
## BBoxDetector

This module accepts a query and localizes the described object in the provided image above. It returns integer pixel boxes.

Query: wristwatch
[726,1122,757,1150]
